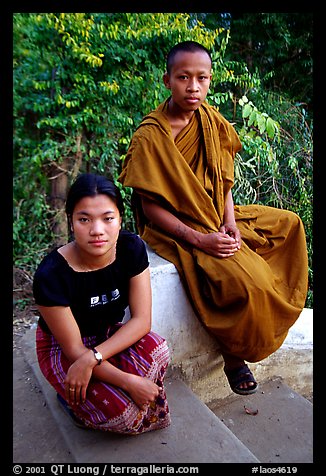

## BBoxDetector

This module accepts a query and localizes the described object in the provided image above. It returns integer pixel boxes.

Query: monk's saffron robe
[119,99,308,362]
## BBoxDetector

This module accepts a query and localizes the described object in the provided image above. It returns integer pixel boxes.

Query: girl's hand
[64,350,95,406]
[124,373,162,410]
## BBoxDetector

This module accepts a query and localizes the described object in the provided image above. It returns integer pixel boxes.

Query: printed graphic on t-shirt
[90,289,120,307]
[111,289,120,301]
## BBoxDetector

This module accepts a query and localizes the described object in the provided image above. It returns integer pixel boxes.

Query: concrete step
[21,327,259,464]
[207,378,313,463]
[21,326,313,464]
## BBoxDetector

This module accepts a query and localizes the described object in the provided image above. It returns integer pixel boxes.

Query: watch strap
[92,347,102,365]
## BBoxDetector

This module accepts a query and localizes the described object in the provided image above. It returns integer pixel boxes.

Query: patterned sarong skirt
[36,324,171,434]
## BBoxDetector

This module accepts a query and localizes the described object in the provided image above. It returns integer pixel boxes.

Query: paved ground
[13,336,74,463]
[12,273,314,465]
[13,271,68,464]
[207,379,313,463]
[15,327,260,464]
[13,325,314,465]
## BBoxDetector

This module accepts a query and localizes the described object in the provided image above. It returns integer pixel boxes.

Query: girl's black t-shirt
[33,231,149,337]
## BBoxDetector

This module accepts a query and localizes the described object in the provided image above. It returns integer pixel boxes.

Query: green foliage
[226,13,313,109]
[13,12,313,306]
[13,12,230,265]
[230,94,313,307]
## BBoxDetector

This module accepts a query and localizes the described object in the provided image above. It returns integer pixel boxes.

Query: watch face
[93,349,102,363]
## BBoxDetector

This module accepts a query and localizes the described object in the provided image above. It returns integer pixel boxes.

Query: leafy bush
[13,13,313,306]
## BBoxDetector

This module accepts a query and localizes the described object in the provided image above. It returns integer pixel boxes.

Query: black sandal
[224,364,258,395]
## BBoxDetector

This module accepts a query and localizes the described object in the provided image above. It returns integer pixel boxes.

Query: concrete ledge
[144,247,313,403]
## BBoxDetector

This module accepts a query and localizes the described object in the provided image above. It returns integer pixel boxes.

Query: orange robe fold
[119,100,308,362]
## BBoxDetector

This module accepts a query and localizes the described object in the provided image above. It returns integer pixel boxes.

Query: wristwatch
[92,348,103,365]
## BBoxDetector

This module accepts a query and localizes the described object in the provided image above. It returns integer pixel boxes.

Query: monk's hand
[219,223,241,249]
[199,230,240,258]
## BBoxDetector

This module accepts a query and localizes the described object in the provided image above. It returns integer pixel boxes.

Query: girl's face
[71,194,122,260]
[163,50,212,113]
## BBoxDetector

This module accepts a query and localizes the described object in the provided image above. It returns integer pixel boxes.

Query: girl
[33,173,170,434]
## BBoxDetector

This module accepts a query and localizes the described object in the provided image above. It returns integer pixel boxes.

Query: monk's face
[163,50,212,113]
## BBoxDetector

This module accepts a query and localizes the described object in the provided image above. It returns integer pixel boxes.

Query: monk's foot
[223,362,258,395]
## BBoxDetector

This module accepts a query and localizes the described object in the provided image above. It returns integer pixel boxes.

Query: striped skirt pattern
[36,324,171,434]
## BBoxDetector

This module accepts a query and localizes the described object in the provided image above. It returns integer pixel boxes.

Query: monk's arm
[141,196,200,246]
[220,190,241,246]
[141,196,239,258]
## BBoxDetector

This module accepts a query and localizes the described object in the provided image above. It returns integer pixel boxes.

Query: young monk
[119,41,309,395]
